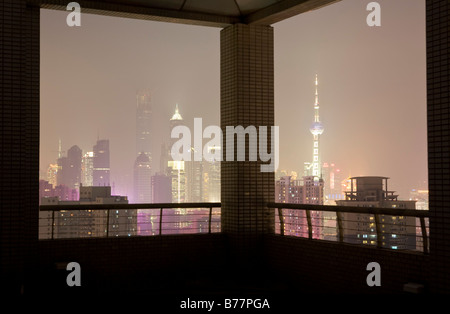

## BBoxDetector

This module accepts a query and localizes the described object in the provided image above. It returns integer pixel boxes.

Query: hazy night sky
[40,0,426,199]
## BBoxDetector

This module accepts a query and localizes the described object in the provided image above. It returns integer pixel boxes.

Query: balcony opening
[39,9,220,239]
[273,0,427,252]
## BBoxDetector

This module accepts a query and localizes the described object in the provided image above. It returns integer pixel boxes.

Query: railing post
[51,210,55,240]
[159,208,163,235]
[209,207,212,234]
[336,211,344,243]
[420,217,429,254]
[106,209,110,237]
[374,213,382,248]
[277,207,284,236]
[306,210,313,239]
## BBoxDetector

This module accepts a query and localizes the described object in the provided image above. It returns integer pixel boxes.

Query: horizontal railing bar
[268,202,428,218]
[39,202,221,212]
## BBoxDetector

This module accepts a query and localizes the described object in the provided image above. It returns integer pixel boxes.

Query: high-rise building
[133,152,153,236]
[56,156,68,187]
[39,180,54,205]
[202,145,221,202]
[152,173,172,203]
[149,173,172,235]
[81,151,94,186]
[93,139,110,186]
[133,152,152,203]
[41,185,134,239]
[275,175,323,238]
[322,162,345,205]
[56,144,82,198]
[336,176,416,250]
[186,147,203,203]
[46,163,58,188]
[168,104,186,204]
[67,145,82,190]
[136,89,152,160]
[409,189,429,210]
[160,142,170,176]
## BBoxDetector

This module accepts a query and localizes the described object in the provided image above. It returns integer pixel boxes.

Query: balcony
[35,202,430,298]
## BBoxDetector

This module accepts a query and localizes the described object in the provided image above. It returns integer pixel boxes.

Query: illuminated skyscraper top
[171,103,183,121]
[307,74,324,179]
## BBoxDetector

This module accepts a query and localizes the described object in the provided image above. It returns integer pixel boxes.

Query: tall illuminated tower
[305,74,324,179]
[168,104,186,203]
[136,89,152,160]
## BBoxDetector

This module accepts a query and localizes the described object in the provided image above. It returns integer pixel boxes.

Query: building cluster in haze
[39,88,220,238]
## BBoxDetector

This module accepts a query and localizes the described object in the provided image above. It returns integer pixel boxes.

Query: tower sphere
[310,121,324,135]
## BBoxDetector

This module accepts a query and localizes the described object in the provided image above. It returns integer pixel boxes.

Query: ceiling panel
[236,0,279,15]
[183,0,241,16]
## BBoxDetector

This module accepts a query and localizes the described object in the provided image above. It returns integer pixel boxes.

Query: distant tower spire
[314,74,320,122]
[58,138,62,159]
[308,74,324,179]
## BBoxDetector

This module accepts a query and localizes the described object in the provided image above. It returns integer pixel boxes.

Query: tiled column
[220,24,275,261]
[427,0,450,293]
[0,1,40,294]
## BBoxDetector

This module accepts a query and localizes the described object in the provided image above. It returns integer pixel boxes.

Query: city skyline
[40,0,427,199]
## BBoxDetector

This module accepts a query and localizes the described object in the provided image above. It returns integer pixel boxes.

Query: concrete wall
[264,235,430,294]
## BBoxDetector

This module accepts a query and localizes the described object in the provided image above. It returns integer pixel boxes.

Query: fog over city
[40,0,426,199]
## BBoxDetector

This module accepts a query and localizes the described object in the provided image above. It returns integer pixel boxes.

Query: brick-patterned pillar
[427,0,450,293]
[0,1,40,294]
[220,24,275,262]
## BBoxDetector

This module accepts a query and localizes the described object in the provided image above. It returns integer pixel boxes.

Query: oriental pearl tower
[308,74,324,180]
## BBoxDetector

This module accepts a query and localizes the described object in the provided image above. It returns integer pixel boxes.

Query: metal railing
[269,202,429,254]
[39,202,221,240]
[40,201,429,254]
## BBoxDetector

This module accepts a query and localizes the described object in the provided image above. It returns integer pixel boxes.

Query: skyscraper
[133,152,152,203]
[81,151,94,186]
[136,89,152,160]
[133,152,153,235]
[186,147,203,203]
[56,144,82,191]
[203,145,221,202]
[168,104,186,203]
[46,163,58,188]
[67,145,82,190]
[151,173,172,203]
[93,139,110,186]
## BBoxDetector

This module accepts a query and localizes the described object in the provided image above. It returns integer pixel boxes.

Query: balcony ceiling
[34,0,340,27]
